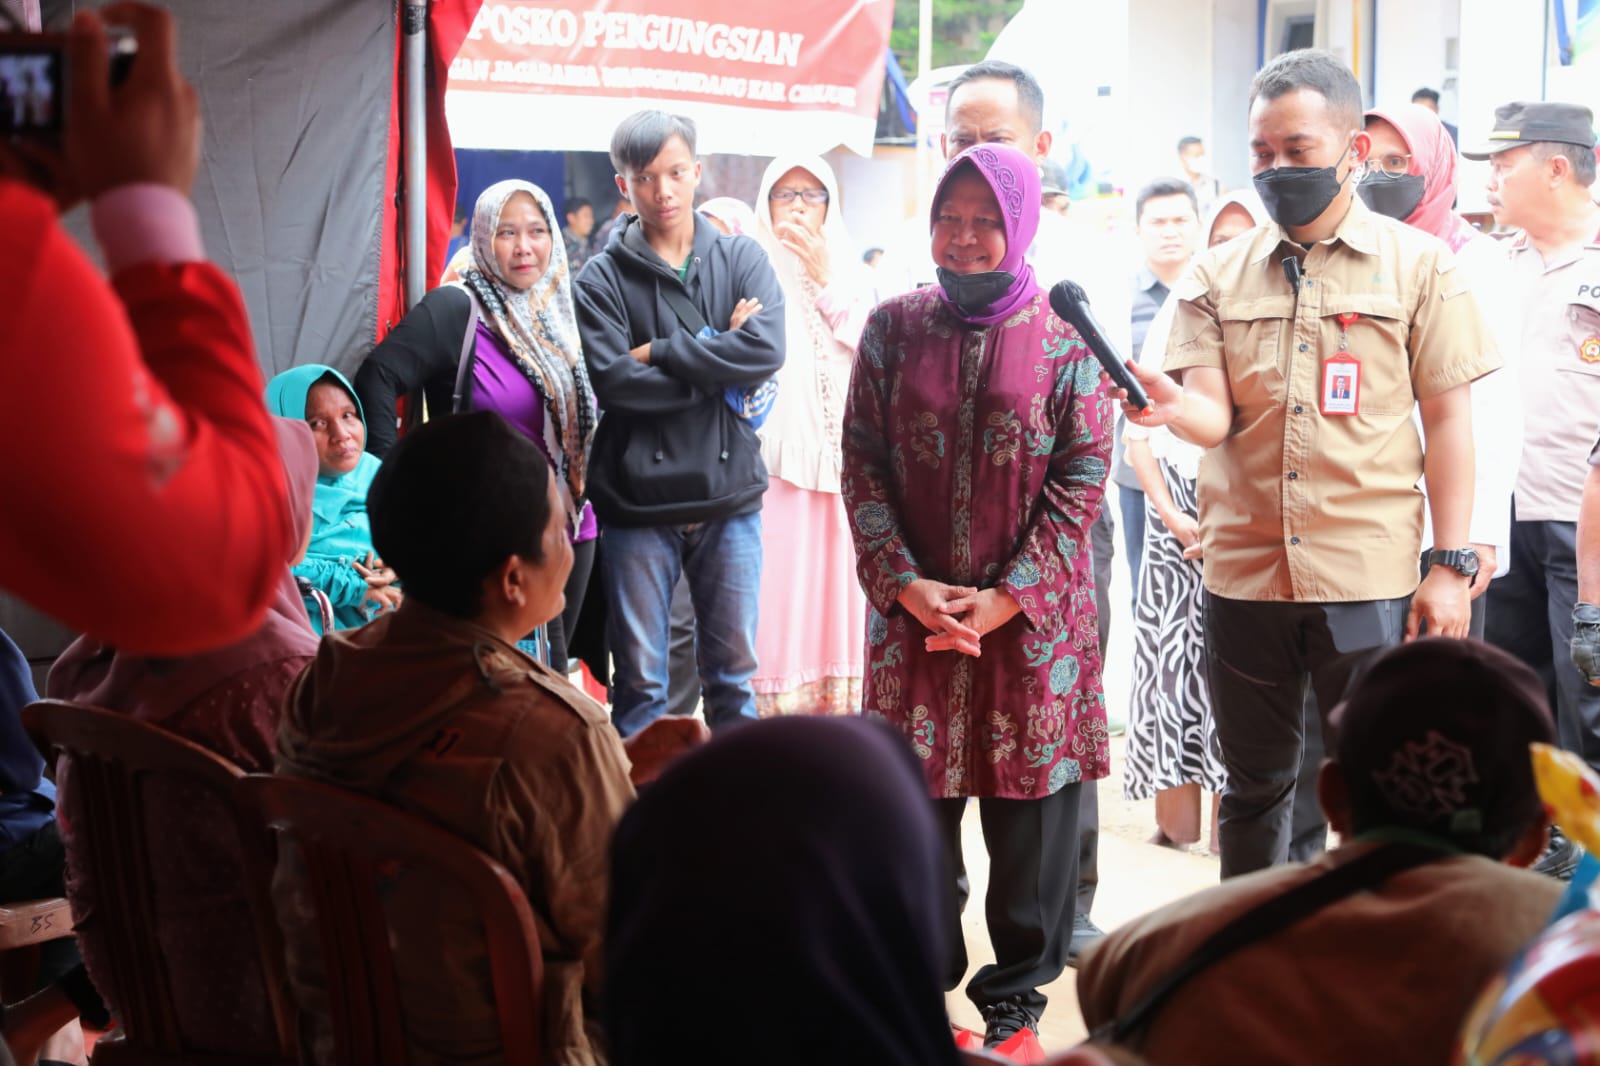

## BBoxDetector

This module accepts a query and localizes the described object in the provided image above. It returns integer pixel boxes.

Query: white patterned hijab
[457,179,596,531]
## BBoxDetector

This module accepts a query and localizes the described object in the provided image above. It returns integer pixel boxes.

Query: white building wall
[1372,0,1456,113]
[1127,0,1218,190]
[1457,0,1552,211]
[1212,0,1260,190]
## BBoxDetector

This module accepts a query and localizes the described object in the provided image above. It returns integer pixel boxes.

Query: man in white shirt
[1178,135,1223,215]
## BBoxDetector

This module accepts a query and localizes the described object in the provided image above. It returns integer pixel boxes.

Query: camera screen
[0,45,61,135]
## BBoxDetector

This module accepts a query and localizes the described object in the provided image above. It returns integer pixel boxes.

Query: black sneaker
[1534,825,1583,882]
[980,997,1038,1048]
[1066,911,1105,966]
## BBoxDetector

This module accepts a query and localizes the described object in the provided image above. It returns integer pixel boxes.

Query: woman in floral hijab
[353,179,598,670]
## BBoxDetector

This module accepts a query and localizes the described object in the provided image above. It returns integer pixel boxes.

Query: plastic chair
[233,773,545,1066]
[0,897,74,1003]
[21,699,296,1065]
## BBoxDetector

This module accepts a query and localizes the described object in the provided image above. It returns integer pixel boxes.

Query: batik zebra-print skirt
[1123,459,1226,798]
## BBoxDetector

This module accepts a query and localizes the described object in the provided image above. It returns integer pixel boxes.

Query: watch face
[1434,549,1480,578]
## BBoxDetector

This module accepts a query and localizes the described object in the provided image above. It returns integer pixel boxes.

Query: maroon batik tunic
[842,287,1112,800]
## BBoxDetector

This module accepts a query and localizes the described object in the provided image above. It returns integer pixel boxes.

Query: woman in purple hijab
[841,143,1112,1050]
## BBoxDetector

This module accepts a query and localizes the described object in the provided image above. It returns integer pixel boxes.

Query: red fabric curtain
[375,0,484,342]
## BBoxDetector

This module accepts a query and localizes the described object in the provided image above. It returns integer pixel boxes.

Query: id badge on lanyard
[1321,312,1361,416]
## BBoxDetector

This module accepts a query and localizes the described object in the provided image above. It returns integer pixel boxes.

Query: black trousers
[543,537,597,674]
[1078,506,1116,916]
[1487,516,1600,771]
[1203,595,1405,877]
[934,783,1082,1015]
[1289,561,1487,861]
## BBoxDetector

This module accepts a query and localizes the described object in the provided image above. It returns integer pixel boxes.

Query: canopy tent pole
[915,0,934,225]
[403,0,429,308]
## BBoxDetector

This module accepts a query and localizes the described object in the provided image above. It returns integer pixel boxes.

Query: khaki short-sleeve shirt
[1163,196,1501,603]
[1507,229,1600,522]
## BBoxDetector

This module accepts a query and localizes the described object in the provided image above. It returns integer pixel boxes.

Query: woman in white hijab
[750,155,876,716]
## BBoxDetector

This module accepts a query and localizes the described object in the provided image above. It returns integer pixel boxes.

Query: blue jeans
[602,512,762,737]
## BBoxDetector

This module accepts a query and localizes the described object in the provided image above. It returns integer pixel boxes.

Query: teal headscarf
[264,365,385,632]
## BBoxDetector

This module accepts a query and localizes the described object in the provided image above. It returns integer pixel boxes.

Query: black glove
[1572,602,1600,685]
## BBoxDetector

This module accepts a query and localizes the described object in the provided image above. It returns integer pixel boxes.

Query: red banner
[446,0,893,156]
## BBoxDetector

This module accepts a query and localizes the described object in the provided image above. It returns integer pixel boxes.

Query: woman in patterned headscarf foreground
[355,179,598,671]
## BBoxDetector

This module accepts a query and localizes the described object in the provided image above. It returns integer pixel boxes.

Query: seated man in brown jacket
[1079,638,1562,1066]
[275,411,697,1066]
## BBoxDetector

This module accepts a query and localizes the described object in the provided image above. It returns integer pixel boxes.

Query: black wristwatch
[1428,547,1481,585]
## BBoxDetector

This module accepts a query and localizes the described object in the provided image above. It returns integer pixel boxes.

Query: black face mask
[1356,172,1426,222]
[936,267,1015,318]
[1253,142,1355,228]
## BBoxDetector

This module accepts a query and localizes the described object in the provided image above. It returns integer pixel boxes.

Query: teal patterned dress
[842,287,1111,799]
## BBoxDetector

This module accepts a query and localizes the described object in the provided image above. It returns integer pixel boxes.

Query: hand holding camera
[0,2,198,207]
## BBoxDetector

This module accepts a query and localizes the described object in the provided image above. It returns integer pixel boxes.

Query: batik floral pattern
[842,289,1111,798]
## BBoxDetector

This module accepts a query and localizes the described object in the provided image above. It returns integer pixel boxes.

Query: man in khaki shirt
[1466,103,1600,789]
[1117,50,1499,876]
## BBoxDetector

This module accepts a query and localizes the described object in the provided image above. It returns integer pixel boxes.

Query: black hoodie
[574,213,785,527]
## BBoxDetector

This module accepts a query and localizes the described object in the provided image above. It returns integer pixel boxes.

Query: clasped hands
[897,578,1022,658]
[354,551,402,613]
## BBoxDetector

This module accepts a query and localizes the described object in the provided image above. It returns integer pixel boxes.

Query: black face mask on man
[936,267,1016,318]
[1253,136,1358,228]
[1356,172,1426,222]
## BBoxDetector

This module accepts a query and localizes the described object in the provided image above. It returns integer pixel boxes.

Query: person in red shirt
[0,3,293,657]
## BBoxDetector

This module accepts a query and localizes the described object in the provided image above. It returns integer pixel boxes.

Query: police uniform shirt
[1506,226,1600,523]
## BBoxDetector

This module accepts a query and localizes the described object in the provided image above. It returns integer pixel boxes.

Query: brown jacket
[275,604,634,1065]
[1078,843,1560,1065]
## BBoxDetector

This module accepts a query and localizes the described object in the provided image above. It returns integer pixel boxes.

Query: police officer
[1470,104,1600,803]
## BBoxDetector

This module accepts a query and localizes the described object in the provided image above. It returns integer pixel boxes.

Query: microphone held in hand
[1047,280,1151,412]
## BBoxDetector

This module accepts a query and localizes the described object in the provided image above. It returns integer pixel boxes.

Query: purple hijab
[930,143,1042,327]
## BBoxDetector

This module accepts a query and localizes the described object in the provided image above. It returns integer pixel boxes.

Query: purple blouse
[470,322,598,542]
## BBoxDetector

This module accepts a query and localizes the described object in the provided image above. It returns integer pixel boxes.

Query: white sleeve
[1456,239,1523,571]
[1123,296,1180,444]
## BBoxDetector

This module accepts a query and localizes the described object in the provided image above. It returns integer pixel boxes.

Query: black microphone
[1048,279,1150,412]
[1281,255,1302,291]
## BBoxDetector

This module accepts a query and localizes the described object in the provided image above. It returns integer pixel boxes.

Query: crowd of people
[2,3,1600,1064]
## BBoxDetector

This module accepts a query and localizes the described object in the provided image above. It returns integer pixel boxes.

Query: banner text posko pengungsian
[467,6,805,69]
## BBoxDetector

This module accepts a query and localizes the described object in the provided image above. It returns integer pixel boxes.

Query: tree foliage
[890,0,1026,79]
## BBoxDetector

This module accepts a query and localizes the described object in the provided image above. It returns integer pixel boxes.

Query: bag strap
[613,239,712,337]
[657,279,710,337]
[1091,842,1445,1048]
[451,288,483,414]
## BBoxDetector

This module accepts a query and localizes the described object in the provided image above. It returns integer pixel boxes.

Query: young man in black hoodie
[575,111,785,737]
